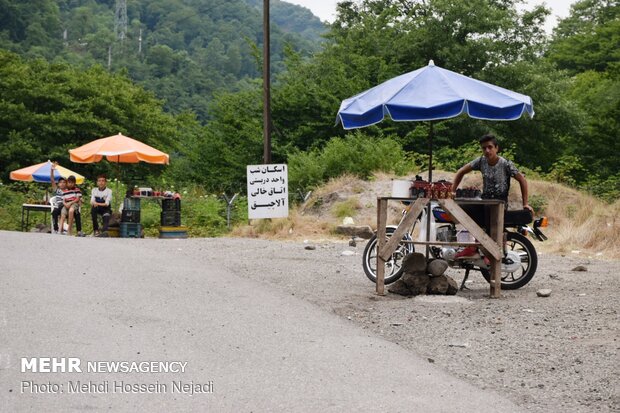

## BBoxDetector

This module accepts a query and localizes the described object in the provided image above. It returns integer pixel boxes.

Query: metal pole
[262,0,271,164]
[428,121,433,184]
[222,193,239,229]
[425,121,434,258]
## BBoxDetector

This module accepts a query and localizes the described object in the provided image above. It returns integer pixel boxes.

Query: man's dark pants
[91,206,111,231]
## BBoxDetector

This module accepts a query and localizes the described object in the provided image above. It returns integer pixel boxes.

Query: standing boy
[451,133,531,210]
[90,175,113,236]
[451,133,532,259]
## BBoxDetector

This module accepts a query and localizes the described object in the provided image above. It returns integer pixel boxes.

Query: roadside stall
[10,161,85,231]
[336,60,535,298]
[69,133,184,238]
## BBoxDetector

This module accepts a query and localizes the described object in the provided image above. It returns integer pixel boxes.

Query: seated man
[49,163,66,234]
[90,175,113,236]
[58,175,82,236]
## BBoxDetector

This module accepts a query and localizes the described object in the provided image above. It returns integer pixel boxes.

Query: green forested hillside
[0,0,325,120]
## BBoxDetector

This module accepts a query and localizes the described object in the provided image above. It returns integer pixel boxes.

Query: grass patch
[332,197,361,219]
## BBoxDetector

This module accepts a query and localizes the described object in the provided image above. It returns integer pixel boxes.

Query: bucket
[457,230,474,243]
[391,180,412,198]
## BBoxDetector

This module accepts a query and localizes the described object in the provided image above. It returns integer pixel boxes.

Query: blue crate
[123,197,141,211]
[120,222,141,238]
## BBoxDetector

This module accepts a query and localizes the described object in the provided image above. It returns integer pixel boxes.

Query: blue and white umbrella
[337,60,534,129]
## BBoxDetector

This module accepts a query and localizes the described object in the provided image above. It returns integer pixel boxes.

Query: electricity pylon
[114,0,128,42]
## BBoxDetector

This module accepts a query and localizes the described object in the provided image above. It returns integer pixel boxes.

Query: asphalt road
[0,231,523,412]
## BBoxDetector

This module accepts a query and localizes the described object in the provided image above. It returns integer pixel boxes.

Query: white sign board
[247,163,289,219]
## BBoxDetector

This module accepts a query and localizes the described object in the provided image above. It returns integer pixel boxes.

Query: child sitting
[90,175,113,236]
[58,175,82,236]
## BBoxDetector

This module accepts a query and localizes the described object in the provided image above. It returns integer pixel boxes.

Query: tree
[0,51,184,181]
[548,0,620,75]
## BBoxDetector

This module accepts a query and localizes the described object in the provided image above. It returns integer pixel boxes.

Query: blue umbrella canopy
[336,60,534,129]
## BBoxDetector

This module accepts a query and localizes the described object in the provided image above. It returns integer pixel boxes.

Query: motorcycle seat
[504,209,533,226]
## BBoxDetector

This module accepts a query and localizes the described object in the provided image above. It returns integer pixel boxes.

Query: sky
[285,0,577,33]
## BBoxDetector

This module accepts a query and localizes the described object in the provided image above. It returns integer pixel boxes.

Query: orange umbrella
[69,133,169,164]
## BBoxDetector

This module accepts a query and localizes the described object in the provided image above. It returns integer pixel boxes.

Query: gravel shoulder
[195,237,620,413]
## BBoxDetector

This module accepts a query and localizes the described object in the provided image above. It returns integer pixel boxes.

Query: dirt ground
[185,237,619,413]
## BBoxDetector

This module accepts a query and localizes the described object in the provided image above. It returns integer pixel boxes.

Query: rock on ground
[428,259,449,277]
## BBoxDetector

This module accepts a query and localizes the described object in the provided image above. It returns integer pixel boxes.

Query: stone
[427,274,458,295]
[572,265,587,272]
[536,289,552,297]
[427,275,449,294]
[446,276,458,295]
[387,280,412,296]
[342,216,355,225]
[335,225,374,239]
[426,274,459,295]
[324,192,340,203]
[109,213,121,227]
[348,238,357,247]
[400,271,425,286]
[340,250,356,256]
[401,272,430,295]
[304,245,316,250]
[427,259,449,277]
[31,224,50,233]
[401,252,427,273]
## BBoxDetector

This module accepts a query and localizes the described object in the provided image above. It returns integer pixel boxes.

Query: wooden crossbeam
[378,198,429,262]
[438,199,502,261]
[376,198,388,295]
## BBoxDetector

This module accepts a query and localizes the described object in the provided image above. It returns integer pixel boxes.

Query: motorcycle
[362,182,548,290]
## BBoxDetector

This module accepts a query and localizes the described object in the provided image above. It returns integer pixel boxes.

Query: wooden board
[376,198,388,295]
[378,198,428,262]
[438,199,502,260]
[488,201,504,298]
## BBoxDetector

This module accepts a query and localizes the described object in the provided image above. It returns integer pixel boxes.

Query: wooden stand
[375,197,504,298]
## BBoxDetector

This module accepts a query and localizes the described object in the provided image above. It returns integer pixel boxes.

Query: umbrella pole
[426,121,434,259]
[116,156,121,211]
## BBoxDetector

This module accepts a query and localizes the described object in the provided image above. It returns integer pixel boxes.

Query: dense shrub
[288,132,411,191]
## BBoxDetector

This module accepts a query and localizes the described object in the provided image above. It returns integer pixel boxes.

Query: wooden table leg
[489,204,505,298]
[376,198,388,295]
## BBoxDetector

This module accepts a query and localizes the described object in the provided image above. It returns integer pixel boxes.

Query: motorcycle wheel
[362,227,414,285]
[480,232,538,290]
